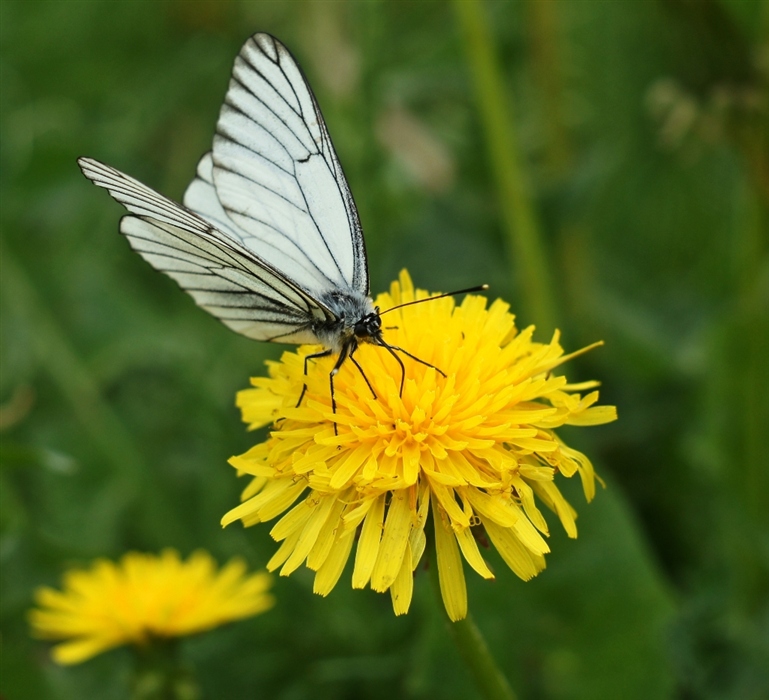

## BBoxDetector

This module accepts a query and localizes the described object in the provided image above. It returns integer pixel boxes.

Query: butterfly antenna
[379,284,488,316]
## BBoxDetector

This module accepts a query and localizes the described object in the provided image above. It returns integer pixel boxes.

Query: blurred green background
[2,1,767,698]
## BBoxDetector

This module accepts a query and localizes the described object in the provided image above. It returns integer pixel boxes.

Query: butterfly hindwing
[78,157,331,343]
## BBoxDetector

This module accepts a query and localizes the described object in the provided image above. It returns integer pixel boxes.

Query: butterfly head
[315,290,381,351]
[354,307,382,342]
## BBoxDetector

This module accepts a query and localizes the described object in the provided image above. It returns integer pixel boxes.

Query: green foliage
[1,1,767,698]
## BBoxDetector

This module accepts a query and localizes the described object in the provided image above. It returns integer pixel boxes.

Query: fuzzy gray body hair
[313,289,377,352]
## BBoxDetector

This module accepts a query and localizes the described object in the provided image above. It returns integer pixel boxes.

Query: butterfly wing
[78,157,333,343]
[184,33,369,299]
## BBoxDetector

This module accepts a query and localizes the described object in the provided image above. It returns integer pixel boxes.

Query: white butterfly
[79,33,475,413]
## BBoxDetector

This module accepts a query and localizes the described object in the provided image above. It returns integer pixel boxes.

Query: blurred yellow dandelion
[223,270,617,621]
[29,550,274,665]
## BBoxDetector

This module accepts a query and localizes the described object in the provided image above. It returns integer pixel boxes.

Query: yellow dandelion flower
[223,270,617,621]
[29,550,274,665]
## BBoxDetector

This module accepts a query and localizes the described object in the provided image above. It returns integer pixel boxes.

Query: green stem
[453,0,557,334]
[525,0,572,175]
[429,546,517,700]
[131,638,200,700]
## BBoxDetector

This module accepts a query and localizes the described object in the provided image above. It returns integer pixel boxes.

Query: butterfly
[79,33,482,417]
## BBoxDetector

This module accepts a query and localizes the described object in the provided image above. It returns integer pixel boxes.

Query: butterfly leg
[328,343,352,436]
[374,338,407,397]
[374,338,447,397]
[349,346,377,400]
[389,344,447,378]
[296,348,334,408]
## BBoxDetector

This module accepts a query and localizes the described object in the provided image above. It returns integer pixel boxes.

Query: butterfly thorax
[314,290,381,352]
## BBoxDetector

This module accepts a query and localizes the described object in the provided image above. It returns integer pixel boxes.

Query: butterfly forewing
[199,33,368,298]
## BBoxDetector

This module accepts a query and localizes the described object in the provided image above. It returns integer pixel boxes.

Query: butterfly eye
[354,313,381,338]
[354,319,370,338]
